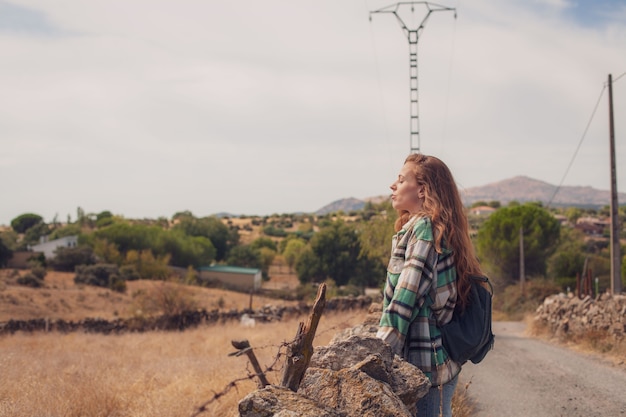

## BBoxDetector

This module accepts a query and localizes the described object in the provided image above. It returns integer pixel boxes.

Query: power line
[548,70,626,208]
[547,84,606,208]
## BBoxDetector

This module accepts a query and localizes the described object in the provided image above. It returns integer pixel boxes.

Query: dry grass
[0,311,368,417]
[0,271,301,322]
[452,378,476,417]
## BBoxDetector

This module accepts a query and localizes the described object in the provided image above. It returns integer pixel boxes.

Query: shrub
[74,263,126,293]
[119,265,140,281]
[17,273,44,288]
[49,246,96,272]
[30,265,47,280]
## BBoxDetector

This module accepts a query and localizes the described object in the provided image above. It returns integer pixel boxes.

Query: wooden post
[607,73,622,294]
[280,283,327,392]
[230,339,270,388]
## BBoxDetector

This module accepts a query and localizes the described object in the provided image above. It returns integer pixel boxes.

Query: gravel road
[458,321,626,417]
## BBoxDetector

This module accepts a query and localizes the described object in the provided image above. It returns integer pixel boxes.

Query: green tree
[304,220,361,286]
[156,231,216,268]
[476,203,561,285]
[282,238,307,271]
[357,201,396,272]
[48,223,81,240]
[250,237,277,252]
[295,246,323,284]
[547,228,586,288]
[172,215,238,261]
[226,245,262,270]
[564,207,584,224]
[94,222,216,268]
[11,213,44,234]
[22,222,51,248]
[124,250,170,280]
[250,237,277,277]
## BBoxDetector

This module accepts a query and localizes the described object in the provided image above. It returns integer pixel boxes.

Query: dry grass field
[0,269,367,416]
[0,311,368,417]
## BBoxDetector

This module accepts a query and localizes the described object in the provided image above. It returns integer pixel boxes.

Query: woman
[377,153,483,417]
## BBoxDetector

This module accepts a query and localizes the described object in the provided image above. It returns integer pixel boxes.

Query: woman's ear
[417,185,425,199]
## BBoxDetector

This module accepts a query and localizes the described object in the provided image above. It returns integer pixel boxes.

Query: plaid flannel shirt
[377,216,461,386]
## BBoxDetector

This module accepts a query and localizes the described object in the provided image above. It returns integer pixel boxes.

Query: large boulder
[238,320,431,417]
[238,385,340,417]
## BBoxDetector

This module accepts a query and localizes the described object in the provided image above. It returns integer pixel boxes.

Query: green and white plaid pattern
[377,216,461,386]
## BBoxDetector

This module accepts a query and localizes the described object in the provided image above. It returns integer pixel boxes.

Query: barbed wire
[190,339,290,417]
[189,310,368,416]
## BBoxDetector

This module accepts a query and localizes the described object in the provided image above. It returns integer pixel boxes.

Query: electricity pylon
[370,2,456,153]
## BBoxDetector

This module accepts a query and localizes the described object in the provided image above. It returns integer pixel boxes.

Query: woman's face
[390,162,424,214]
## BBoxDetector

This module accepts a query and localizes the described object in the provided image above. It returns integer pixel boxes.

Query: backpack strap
[471,275,493,295]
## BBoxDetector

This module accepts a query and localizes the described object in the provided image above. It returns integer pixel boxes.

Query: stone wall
[534,292,626,339]
[0,295,373,335]
[238,304,431,417]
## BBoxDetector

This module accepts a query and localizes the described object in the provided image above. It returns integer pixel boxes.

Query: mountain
[315,197,366,215]
[461,176,625,207]
[316,176,625,214]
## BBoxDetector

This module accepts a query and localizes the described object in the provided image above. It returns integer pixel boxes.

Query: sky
[1,0,625,225]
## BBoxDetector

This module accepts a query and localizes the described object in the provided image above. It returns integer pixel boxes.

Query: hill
[460,176,625,207]
[315,176,625,213]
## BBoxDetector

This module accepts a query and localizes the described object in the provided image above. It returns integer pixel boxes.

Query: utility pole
[608,73,622,294]
[519,226,526,295]
[370,2,456,153]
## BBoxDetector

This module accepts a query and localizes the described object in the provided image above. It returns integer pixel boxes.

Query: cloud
[0,0,624,224]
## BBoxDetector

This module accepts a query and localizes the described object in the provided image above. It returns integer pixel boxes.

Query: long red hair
[394,154,483,309]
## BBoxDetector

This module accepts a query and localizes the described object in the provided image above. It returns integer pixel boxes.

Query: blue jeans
[416,374,459,417]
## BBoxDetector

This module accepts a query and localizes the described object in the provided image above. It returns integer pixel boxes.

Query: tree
[94,221,216,268]
[303,220,362,286]
[11,213,43,234]
[49,246,97,272]
[49,223,81,240]
[547,228,586,288]
[357,201,396,273]
[124,250,170,280]
[250,237,277,252]
[172,215,238,261]
[295,246,323,284]
[283,238,307,271]
[22,222,51,247]
[476,203,560,285]
[226,245,263,270]
[0,236,12,267]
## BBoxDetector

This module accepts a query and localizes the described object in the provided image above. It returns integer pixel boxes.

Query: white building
[29,235,79,259]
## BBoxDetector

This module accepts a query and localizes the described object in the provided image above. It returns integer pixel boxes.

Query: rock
[299,365,413,417]
[238,385,340,417]
[238,307,432,417]
[535,293,626,340]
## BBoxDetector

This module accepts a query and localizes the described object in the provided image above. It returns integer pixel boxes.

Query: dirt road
[459,321,626,417]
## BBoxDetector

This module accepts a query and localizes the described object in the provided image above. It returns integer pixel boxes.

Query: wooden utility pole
[519,226,526,295]
[608,73,622,294]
